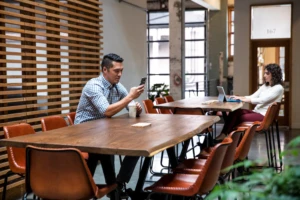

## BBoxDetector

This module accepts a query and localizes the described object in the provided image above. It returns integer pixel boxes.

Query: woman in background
[215,63,284,141]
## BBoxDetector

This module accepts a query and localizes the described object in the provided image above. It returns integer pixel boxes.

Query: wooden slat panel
[0,1,102,28]
[0,9,101,34]
[0,106,78,120]
[1,67,100,72]
[0,51,101,61]
[44,0,100,16]
[0,81,86,87]
[0,93,82,104]
[0,87,84,95]
[0,75,95,79]
[0,42,103,55]
[0,27,102,45]
[0,100,79,112]
[0,18,102,40]
[0,0,101,193]
[68,0,103,12]
[0,180,25,193]
[15,0,102,22]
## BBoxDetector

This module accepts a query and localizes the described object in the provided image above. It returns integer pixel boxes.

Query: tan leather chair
[143,99,158,114]
[67,112,76,125]
[2,123,35,200]
[164,95,174,103]
[155,97,172,114]
[25,146,117,200]
[41,116,89,160]
[144,138,232,198]
[174,129,244,183]
[237,103,280,169]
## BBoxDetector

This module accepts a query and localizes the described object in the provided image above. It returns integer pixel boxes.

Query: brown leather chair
[237,103,280,169]
[164,95,174,103]
[155,97,173,114]
[25,145,117,200]
[144,138,232,198]
[174,129,244,183]
[67,112,76,125]
[41,115,68,132]
[143,99,158,114]
[2,123,35,200]
[41,116,89,160]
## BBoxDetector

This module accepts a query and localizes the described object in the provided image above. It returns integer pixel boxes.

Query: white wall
[234,0,300,128]
[102,0,147,114]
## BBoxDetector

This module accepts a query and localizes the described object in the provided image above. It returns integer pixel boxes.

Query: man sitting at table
[74,53,144,192]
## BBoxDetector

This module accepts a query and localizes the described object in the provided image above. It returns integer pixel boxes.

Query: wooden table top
[154,96,243,112]
[0,114,220,157]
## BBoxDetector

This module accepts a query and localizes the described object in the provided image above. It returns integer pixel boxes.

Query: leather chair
[143,99,158,114]
[41,116,89,160]
[67,112,76,125]
[237,103,280,169]
[174,129,244,183]
[164,95,174,103]
[24,146,117,200]
[144,138,232,199]
[2,123,35,200]
[155,97,172,114]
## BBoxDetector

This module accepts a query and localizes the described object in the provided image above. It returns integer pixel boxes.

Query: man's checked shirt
[74,74,128,124]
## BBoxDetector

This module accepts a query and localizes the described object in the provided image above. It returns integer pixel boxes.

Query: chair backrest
[26,145,98,200]
[220,129,243,174]
[3,123,35,173]
[143,99,158,114]
[195,138,232,195]
[173,107,204,115]
[164,95,174,103]
[155,97,172,114]
[256,102,279,131]
[41,115,68,131]
[235,122,260,161]
[67,112,76,125]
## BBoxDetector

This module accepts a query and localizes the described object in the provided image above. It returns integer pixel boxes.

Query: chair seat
[144,173,199,197]
[96,184,118,199]
[174,159,206,174]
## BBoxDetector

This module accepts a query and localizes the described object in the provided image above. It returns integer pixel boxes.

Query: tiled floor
[95,124,300,200]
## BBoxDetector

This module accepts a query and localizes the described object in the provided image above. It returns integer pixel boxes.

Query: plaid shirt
[74,74,128,124]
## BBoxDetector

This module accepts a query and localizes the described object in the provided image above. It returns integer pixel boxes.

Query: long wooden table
[153,96,243,113]
[0,114,219,198]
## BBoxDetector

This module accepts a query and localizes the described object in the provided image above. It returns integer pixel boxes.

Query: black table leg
[135,157,152,192]
[178,140,190,163]
[166,146,178,168]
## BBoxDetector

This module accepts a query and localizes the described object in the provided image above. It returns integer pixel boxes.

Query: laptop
[217,86,241,102]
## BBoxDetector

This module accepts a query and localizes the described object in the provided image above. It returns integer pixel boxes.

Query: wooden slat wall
[0,0,102,194]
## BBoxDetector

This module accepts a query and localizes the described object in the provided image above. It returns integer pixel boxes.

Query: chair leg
[270,126,278,170]
[267,129,274,168]
[275,120,283,171]
[264,130,272,167]
[2,170,14,200]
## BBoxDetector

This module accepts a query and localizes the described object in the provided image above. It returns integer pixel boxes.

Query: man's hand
[129,85,145,100]
[136,102,143,116]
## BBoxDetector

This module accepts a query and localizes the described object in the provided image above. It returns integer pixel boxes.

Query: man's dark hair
[264,63,283,86]
[101,53,124,71]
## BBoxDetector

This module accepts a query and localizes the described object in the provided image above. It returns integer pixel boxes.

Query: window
[147,10,207,98]
[228,7,234,61]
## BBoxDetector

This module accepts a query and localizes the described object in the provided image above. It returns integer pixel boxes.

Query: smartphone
[139,77,147,85]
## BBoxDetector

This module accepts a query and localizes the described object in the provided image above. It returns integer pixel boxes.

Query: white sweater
[245,84,284,116]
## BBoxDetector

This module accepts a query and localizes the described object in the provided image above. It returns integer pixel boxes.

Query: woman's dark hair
[101,53,123,71]
[264,63,283,86]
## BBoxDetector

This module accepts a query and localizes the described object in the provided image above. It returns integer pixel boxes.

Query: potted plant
[206,136,300,200]
[148,83,169,101]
